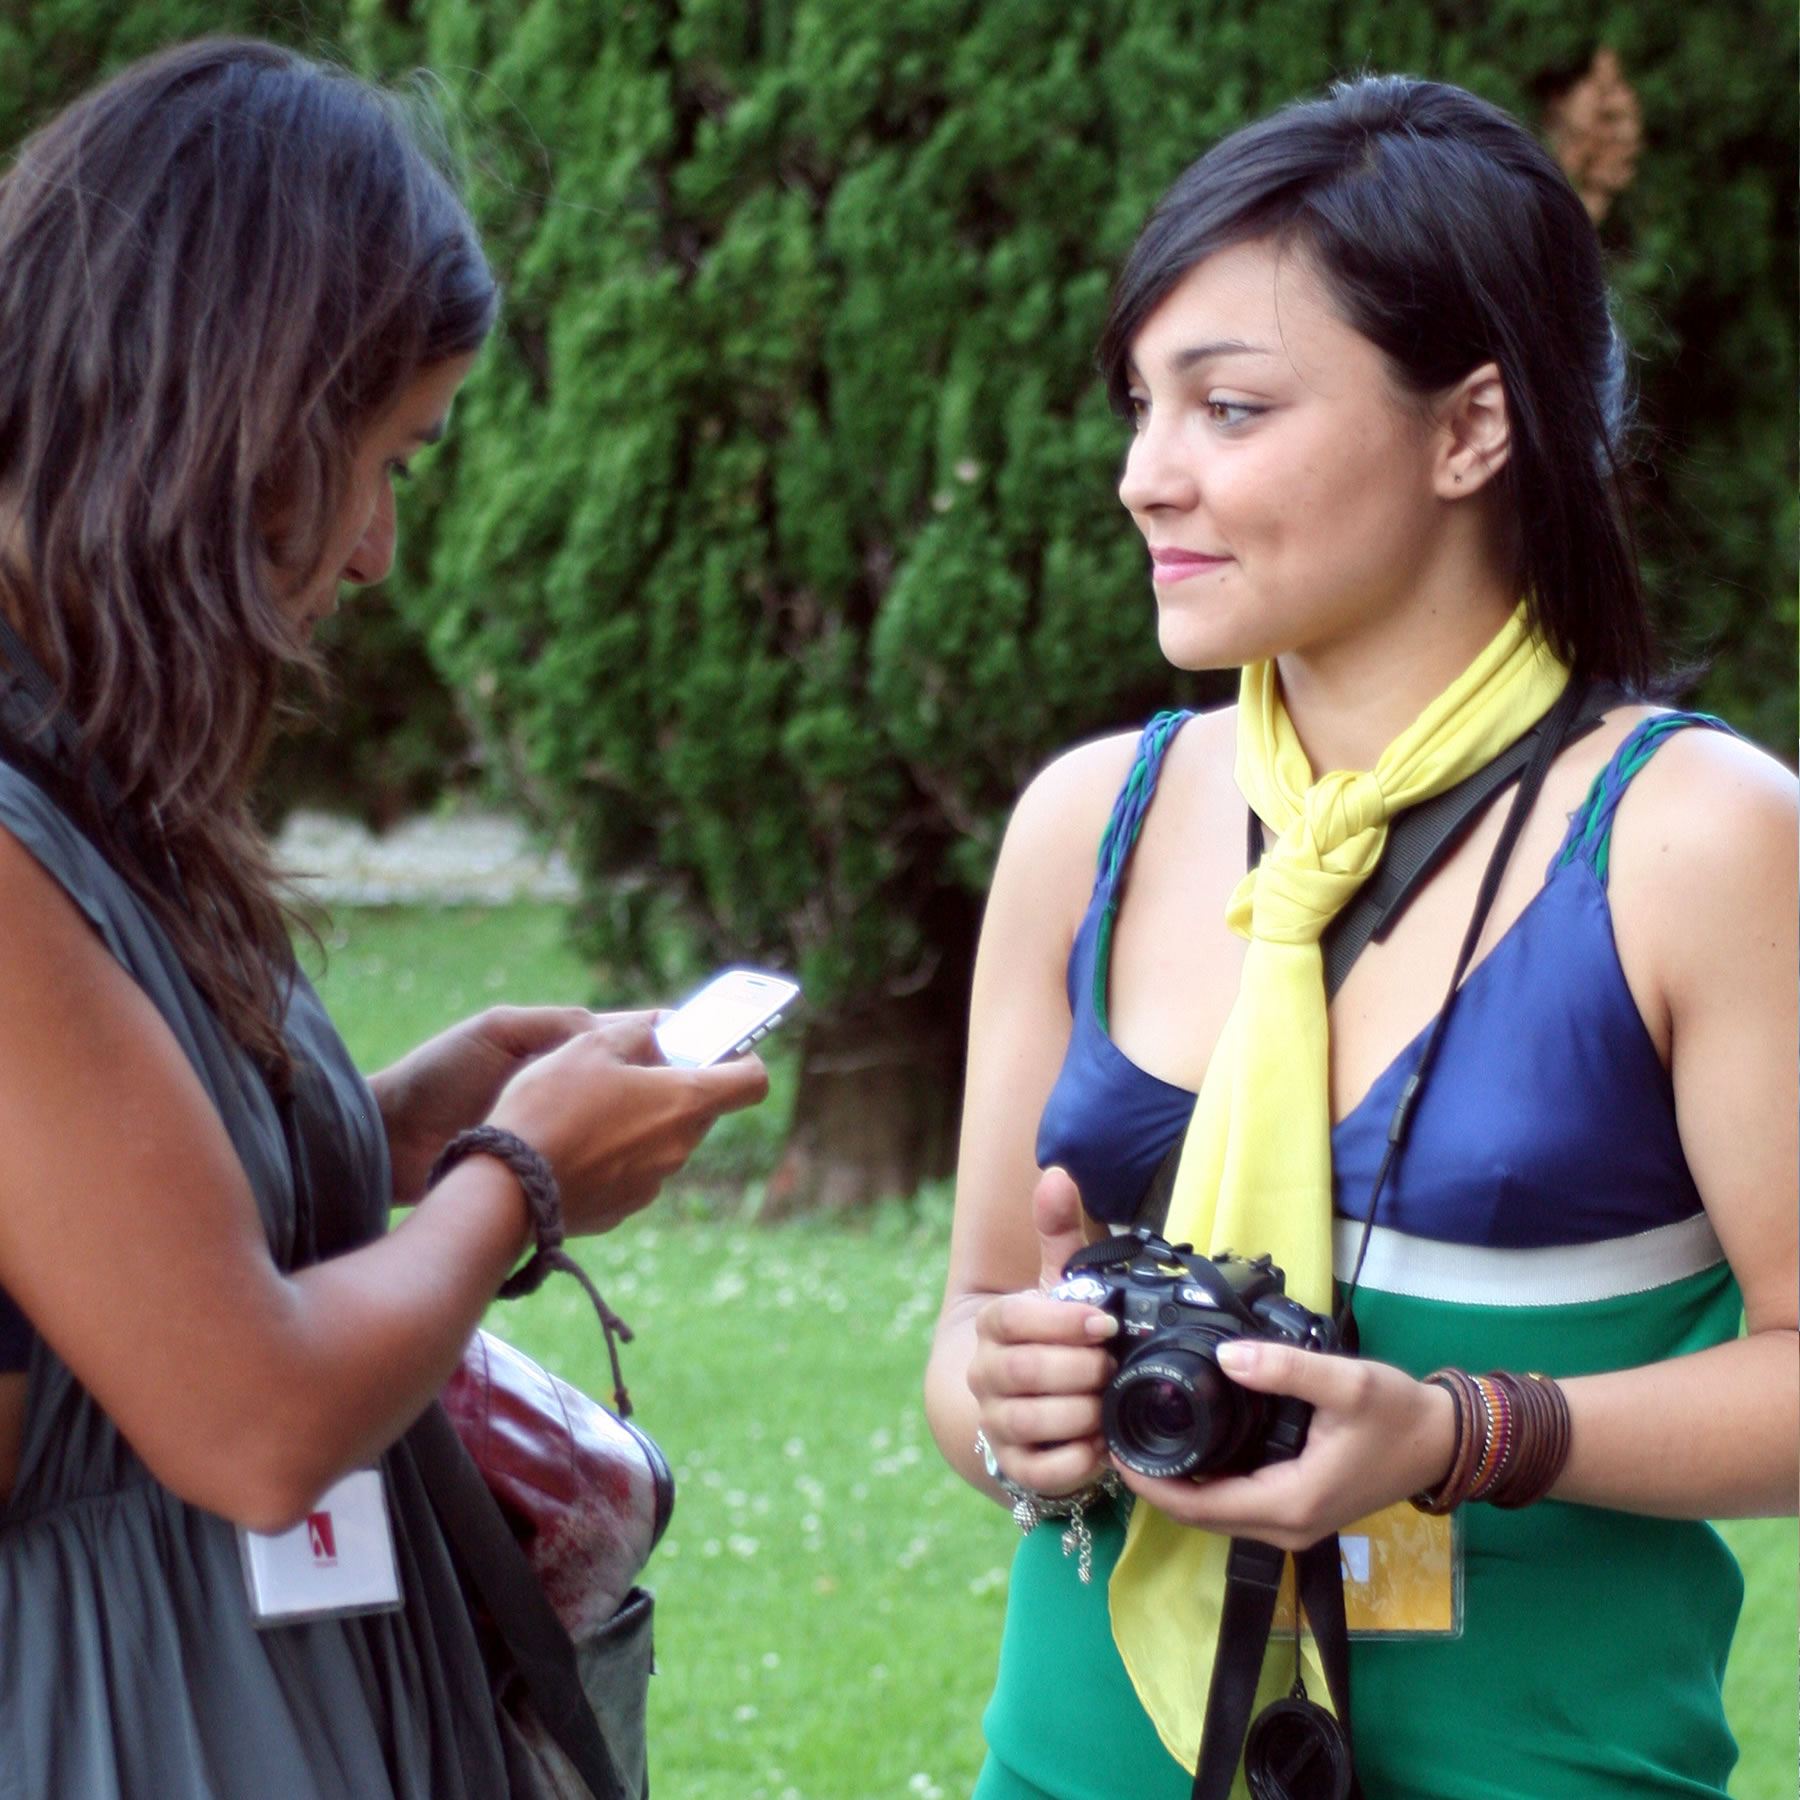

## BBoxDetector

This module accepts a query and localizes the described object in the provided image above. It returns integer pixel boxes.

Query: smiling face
[1117,237,1507,680]
[273,353,474,638]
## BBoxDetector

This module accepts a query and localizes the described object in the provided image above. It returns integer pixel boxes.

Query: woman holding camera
[925,75,1796,1800]
[0,40,766,1798]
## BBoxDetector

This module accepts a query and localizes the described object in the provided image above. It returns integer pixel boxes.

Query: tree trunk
[762,890,981,1216]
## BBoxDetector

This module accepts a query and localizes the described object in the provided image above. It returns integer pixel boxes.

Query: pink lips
[1149,547,1231,585]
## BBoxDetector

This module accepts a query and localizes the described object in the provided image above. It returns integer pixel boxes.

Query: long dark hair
[0,38,497,1078]
[1098,74,1652,691]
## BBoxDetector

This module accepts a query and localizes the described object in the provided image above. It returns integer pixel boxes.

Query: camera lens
[1104,1337,1259,1478]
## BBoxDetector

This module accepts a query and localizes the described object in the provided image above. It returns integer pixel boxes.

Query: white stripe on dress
[1334,1211,1726,1307]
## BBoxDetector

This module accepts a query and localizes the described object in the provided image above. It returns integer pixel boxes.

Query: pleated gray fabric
[0,761,509,1800]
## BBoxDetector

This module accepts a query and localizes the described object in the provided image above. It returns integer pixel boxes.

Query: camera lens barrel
[1103,1335,1261,1478]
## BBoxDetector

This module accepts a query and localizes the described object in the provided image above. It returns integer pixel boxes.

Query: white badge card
[238,1467,403,1627]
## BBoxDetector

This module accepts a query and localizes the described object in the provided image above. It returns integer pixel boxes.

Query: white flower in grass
[728,1534,760,1558]
[800,1513,820,1533]
[908,1775,943,1799]
[969,1566,1007,1596]
[702,1539,722,1557]
[869,1664,889,1683]
[761,1651,780,1669]
[734,1704,758,1723]
[783,1436,806,1459]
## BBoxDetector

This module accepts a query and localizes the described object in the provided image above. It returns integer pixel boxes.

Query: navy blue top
[1036,710,1721,1248]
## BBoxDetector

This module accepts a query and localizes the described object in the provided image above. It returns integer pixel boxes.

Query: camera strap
[1188,676,1608,1800]
[1193,1536,1357,1800]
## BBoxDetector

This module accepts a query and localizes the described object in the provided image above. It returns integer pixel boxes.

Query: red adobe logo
[306,1511,338,1566]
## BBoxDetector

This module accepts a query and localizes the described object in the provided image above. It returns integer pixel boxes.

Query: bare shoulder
[995,727,1146,893]
[1607,719,1797,1012]
[1608,721,1797,897]
[0,813,95,965]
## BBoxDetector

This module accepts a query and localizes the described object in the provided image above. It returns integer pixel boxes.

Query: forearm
[169,1159,529,1529]
[1554,1328,1798,1518]
[925,1304,1002,1499]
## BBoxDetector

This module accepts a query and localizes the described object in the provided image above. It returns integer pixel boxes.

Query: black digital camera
[1051,1229,1338,1480]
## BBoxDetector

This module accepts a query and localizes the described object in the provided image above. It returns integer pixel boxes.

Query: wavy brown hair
[0,38,497,1081]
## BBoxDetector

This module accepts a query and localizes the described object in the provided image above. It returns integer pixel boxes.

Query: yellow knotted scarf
[1107,604,1567,1781]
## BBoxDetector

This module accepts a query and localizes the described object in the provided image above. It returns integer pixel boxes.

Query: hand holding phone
[653,969,800,1068]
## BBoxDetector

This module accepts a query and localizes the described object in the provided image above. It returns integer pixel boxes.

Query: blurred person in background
[927,74,1796,1800]
[0,38,765,1799]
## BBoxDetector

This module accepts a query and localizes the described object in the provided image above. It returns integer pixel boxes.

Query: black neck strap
[1188,678,1604,1800]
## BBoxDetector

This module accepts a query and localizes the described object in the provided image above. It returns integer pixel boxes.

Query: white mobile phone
[653,969,801,1068]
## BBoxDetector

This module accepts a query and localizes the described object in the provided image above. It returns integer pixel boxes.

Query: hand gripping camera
[1051,1229,1338,1480]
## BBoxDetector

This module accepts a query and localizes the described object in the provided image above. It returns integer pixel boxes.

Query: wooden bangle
[1413,1366,1574,1513]
[1412,1369,1480,1514]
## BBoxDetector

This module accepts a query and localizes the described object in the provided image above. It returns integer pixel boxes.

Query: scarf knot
[1228,769,1393,947]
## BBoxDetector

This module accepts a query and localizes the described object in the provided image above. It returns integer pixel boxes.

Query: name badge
[238,1468,403,1627]
[1274,1502,1462,1638]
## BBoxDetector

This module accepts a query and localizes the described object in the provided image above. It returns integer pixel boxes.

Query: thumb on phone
[1033,1166,1089,1295]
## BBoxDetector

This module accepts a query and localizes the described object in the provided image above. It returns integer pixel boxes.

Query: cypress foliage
[5,2,1793,1202]
[358,0,1793,1203]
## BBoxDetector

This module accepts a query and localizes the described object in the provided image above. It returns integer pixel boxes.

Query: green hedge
[353,0,1795,1024]
[5,1,1793,1026]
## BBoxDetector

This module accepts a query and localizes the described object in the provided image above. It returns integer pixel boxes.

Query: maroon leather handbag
[441,1328,674,1639]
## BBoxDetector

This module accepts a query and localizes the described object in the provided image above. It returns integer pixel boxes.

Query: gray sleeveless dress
[0,759,510,1799]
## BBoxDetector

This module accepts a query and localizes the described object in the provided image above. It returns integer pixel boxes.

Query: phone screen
[654,970,799,1068]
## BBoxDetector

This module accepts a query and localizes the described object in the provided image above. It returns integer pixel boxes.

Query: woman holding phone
[0,39,766,1797]
[926,75,1796,1800]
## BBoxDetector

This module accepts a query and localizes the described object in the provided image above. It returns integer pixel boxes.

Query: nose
[1117,406,1198,521]
[340,481,397,588]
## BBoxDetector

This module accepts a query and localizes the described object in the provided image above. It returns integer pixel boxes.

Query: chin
[1155,610,1270,675]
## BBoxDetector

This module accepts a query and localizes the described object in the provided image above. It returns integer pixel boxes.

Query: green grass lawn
[307,903,1799,1800]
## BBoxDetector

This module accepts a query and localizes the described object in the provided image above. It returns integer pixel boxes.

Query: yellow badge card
[1273,1501,1462,1638]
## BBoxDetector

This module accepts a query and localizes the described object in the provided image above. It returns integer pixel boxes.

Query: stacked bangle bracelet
[1410,1367,1573,1514]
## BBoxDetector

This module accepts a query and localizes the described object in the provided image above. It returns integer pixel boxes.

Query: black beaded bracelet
[427,1125,637,1415]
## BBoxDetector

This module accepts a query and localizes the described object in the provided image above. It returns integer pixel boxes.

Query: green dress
[981,715,1746,1800]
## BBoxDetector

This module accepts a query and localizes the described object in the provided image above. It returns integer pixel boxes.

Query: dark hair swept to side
[1098,74,1652,692]
[0,37,497,1079]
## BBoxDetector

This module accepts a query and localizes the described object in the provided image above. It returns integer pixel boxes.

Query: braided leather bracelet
[427,1125,638,1414]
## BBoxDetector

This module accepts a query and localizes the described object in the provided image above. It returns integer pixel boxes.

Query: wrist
[419,1143,533,1268]
[1413,1371,1460,1497]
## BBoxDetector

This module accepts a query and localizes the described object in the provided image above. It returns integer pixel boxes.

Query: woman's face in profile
[1116,237,1451,675]
[275,353,474,639]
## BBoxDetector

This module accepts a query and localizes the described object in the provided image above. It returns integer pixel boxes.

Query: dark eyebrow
[1169,339,1273,372]
[1123,339,1275,387]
